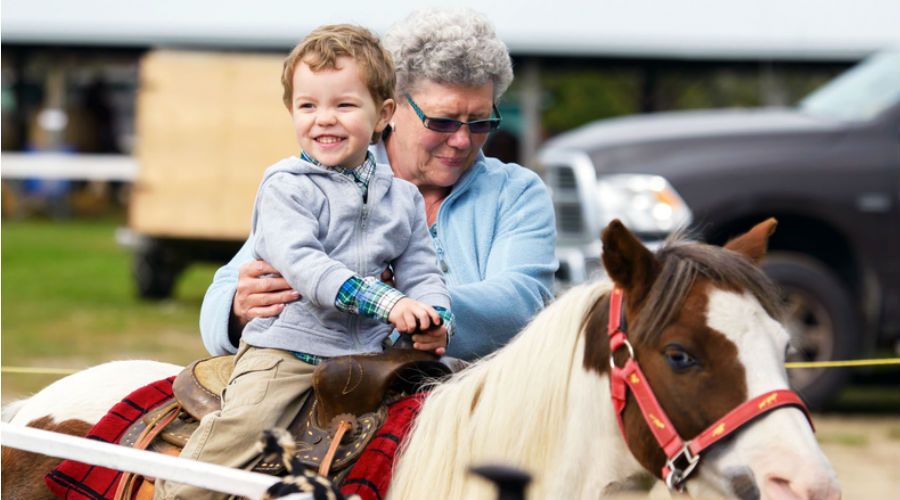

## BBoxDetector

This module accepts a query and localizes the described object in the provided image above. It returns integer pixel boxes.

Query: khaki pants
[154,342,315,500]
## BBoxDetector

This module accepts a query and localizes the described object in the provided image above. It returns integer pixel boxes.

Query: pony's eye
[663,345,698,371]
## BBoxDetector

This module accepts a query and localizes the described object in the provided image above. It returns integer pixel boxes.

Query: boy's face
[290,56,394,168]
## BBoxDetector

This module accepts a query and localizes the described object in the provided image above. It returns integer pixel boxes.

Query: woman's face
[387,80,494,190]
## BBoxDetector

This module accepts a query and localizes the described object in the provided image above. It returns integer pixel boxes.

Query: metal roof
[3,0,899,60]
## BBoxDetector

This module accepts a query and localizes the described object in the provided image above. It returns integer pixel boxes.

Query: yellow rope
[785,358,900,369]
[2,367,80,375]
[3,358,899,375]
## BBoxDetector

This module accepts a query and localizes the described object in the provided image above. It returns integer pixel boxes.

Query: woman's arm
[199,239,250,355]
[444,169,558,360]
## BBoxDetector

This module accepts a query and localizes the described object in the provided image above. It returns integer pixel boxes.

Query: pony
[2,219,840,500]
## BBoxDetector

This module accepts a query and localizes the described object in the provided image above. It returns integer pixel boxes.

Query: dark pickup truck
[541,49,899,408]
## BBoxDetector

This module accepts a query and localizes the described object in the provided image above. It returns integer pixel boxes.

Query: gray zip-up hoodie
[242,156,450,357]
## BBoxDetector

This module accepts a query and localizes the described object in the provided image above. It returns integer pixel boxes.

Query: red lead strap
[607,286,814,490]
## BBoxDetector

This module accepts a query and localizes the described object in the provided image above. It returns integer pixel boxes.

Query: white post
[519,58,543,173]
[0,422,313,500]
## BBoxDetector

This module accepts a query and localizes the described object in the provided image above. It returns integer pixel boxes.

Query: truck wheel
[761,253,857,410]
[133,242,183,299]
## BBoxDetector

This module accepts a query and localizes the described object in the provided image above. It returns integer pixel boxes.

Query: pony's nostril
[764,476,841,500]
[765,477,803,500]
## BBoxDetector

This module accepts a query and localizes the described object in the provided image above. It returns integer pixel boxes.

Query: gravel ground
[816,414,899,499]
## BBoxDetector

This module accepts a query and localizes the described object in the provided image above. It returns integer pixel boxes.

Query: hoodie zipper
[351,179,372,350]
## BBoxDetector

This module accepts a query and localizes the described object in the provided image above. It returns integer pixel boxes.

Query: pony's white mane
[1,399,30,423]
[388,281,618,500]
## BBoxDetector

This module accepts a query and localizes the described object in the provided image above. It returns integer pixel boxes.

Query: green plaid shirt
[292,351,328,365]
[300,150,375,201]
[335,275,405,322]
[336,276,455,337]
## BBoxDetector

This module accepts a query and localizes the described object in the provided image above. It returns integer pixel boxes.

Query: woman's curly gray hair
[383,8,514,102]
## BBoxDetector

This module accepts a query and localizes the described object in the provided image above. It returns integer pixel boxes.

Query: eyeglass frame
[404,93,502,134]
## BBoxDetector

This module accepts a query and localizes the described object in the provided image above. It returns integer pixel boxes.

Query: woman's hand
[231,260,300,328]
[380,267,395,288]
[411,326,448,356]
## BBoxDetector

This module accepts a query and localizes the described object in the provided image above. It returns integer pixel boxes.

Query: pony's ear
[601,219,659,303]
[724,218,777,265]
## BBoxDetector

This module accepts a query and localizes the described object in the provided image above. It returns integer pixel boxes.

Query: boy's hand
[388,297,441,333]
[388,298,448,354]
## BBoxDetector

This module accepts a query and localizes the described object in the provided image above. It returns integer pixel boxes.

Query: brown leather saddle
[118,346,459,497]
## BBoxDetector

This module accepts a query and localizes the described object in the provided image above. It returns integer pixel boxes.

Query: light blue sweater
[199,143,558,360]
[243,156,450,357]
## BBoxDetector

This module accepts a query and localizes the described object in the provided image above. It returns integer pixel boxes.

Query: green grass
[2,217,219,401]
[831,382,900,414]
[816,430,869,447]
[890,425,900,440]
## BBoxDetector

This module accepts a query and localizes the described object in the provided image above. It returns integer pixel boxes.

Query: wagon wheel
[133,239,185,299]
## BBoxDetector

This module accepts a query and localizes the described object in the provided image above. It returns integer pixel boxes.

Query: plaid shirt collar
[300,150,376,199]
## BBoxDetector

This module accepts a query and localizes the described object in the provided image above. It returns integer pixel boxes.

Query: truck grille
[556,203,584,234]
[547,164,585,235]
[555,167,577,190]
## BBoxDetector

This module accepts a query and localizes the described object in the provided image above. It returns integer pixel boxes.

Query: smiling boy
[155,25,452,500]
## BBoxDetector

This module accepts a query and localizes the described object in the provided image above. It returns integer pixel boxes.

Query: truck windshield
[799,49,900,122]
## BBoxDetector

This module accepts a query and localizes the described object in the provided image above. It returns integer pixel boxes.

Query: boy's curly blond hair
[281,24,395,112]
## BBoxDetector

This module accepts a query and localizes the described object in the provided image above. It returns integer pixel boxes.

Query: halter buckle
[608,337,635,370]
[664,442,700,491]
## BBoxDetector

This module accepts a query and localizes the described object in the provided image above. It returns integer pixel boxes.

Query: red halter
[607,287,814,490]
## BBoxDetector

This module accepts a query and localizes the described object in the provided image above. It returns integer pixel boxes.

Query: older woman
[200,8,557,360]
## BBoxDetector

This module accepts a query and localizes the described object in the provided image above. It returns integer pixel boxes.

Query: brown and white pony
[3,219,839,500]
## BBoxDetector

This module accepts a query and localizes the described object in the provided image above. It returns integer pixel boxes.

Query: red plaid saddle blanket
[44,377,424,500]
[44,377,176,500]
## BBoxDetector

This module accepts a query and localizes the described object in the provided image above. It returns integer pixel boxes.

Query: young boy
[155,25,451,500]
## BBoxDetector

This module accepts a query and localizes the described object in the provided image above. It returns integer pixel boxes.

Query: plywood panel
[130,50,297,240]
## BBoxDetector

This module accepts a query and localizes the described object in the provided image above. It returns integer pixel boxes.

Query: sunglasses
[405,93,502,134]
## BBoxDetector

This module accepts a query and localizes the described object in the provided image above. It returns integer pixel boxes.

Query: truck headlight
[595,174,692,237]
